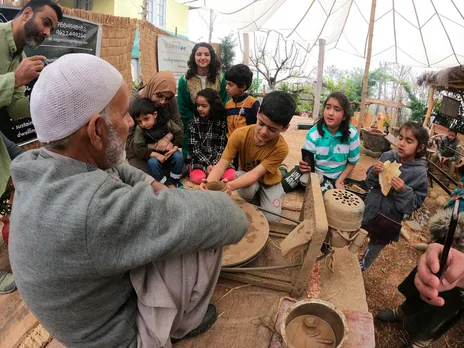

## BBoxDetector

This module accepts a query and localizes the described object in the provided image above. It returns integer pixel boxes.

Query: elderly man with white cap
[8,53,248,348]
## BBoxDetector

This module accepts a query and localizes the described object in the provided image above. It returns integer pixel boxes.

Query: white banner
[157,35,196,81]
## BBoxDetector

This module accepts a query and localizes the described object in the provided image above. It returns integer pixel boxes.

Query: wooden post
[292,173,329,298]
[358,0,377,132]
[423,87,435,128]
[243,33,250,65]
[312,39,326,120]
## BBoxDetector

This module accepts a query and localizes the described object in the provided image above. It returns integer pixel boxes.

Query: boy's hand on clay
[335,180,345,190]
[391,177,405,192]
[199,178,208,191]
[299,160,312,173]
[373,162,384,175]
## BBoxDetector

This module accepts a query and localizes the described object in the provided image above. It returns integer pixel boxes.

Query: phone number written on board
[54,29,87,39]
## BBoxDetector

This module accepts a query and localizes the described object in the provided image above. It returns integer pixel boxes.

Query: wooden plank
[268,221,295,235]
[176,279,284,348]
[0,291,38,348]
[222,270,293,283]
[220,273,294,293]
[365,97,405,109]
[270,232,288,238]
[291,173,329,298]
[280,220,315,257]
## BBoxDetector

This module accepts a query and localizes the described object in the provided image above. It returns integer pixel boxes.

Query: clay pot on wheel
[206,180,227,192]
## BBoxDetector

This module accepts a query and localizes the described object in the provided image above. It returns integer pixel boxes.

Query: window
[157,0,166,28]
[75,0,93,11]
[148,0,166,29]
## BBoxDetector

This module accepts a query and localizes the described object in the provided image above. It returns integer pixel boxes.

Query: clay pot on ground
[206,180,227,192]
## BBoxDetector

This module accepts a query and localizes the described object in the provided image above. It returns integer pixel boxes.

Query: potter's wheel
[221,200,269,267]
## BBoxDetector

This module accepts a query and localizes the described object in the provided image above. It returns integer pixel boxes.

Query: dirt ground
[281,122,464,348]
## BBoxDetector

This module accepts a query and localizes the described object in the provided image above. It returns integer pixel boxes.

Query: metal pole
[254,205,301,224]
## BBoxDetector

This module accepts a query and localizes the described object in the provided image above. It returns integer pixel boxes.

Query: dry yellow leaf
[379,160,402,196]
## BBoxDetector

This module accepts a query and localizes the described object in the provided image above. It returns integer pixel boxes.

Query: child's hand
[165,146,178,159]
[199,178,208,191]
[207,165,214,174]
[335,180,345,190]
[373,162,384,175]
[151,152,167,163]
[391,177,406,192]
[299,160,312,173]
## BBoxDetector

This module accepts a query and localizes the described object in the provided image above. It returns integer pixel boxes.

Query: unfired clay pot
[281,299,348,348]
[206,180,227,192]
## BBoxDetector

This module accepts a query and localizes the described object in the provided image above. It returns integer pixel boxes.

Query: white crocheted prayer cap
[31,53,124,142]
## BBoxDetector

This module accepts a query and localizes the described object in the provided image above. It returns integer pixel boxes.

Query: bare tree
[197,8,217,42]
[249,31,309,89]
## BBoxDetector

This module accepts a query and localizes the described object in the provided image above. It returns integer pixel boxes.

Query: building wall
[114,0,142,19]
[93,0,115,15]
[58,0,74,8]
[59,0,115,16]
[165,0,188,39]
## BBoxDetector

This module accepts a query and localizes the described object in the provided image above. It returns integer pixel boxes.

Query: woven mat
[18,324,52,348]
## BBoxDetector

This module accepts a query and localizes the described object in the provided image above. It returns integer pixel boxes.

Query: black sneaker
[376,309,401,323]
[171,304,217,343]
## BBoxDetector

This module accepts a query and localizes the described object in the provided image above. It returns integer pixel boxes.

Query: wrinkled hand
[223,178,234,196]
[373,162,384,175]
[151,181,168,193]
[414,243,464,306]
[335,180,345,190]
[14,56,46,88]
[299,160,312,174]
[391,176,405,192]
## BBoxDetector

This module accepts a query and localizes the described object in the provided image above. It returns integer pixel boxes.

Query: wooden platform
[175,280,285,348]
